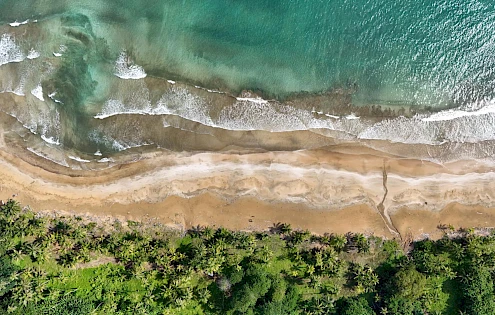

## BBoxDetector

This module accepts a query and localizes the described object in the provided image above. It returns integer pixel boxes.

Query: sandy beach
[2,0,495,244]
[1,125,495,241]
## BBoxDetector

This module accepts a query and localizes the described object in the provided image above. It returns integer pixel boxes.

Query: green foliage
[2,200,495,314]
[352,263,379,293]
[0,256,19,298]
[461,264,495,315]
[339,297,374,315]
[392,266,428,300]
[228,265,272,313]
[16,296,95,315]
[385,296,421,315]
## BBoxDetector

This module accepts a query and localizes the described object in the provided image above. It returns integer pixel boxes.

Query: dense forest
[0,199,493,314]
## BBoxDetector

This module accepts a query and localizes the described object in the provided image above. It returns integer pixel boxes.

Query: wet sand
[1,6,495,242]
[1,130,495,240]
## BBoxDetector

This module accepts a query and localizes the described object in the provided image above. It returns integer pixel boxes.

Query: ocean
[0,0,494,163]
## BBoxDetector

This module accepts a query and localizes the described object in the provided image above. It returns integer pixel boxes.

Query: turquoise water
[1,0,495,104]
[1,0,495,156]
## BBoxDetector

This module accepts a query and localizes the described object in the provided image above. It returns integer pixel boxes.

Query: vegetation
[0,200,493,314]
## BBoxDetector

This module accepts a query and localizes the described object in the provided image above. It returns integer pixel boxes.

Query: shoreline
[1,136,495,241]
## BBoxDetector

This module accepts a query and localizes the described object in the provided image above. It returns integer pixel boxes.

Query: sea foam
[9,20,29,27]
[68,155,91,163]
[40,135,60,146]
[48,92,63,104]
[114,51,147,79]
[0,34,24,66]
[27,148,69,167]
[26,49,40,59]
[422,101,495,122]
[30,84,44,101]
[93,83,495,147]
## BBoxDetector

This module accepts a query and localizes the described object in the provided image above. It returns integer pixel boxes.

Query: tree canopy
[0,199,493,314]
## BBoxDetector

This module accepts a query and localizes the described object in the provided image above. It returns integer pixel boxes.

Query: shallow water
[0,0,494,160]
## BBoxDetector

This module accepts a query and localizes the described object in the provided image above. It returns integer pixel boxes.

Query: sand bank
[1,132,495,240]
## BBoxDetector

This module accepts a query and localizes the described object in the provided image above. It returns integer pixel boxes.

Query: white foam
[68,155,91,163]
[155,88,214,125]
[52,45,66,57]
[422,102,495,122]
[114,50,147,79]
[95,88,214,128]
[0,34,24,66]
[207,89,225,94]
[92,86,495,148]
[110,139,152,152]
[98,158,114,163]
[9,20,28,27]
[96,87,346,133]
[30,84,44,101]
[48,92,63,104]
[325,114,340,119]
[218,101,308,131]
[27,148,69,167]
[41,134,60,145]
[3,111,37,134]
[3,89,24,96]
[358,116,440,145]
[94,99,156,119]
[312,109,339,119]
[26,48,40,59]
[94,150,102,156]
[236,97,269,104]
[345,113,360,120]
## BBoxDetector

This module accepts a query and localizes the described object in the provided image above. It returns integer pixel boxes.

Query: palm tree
[0,199,22,222]
[330,234,347,252]
[253,245,274,263]
[215,227,233,241]
[46,288,61,301]
[197,288,211,304]
[354,264,378,293]
[310,274,323,289]
[315,251,324,270]
[290,230,310,245]
[201,227,214,240]
[304,296,335,315]
[188,225,204,238]
[26,242,47,263]
[54,220,72,235]
[270,222,280,234]
[72,227,87,241]
[11,283,34,307]
[118,239,136,262]
[280,223,293,235]
[319,233,332,245]
[26,217,47,238]
[59,252,77,268]
[306,265,315,276]
[271,222,293,235]
[10,248,23,263]
[353,233,370,253]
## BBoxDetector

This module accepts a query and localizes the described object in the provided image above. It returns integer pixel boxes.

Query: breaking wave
[114,51,147,80]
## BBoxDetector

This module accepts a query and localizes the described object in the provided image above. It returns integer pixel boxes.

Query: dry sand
[1,133,495,241]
